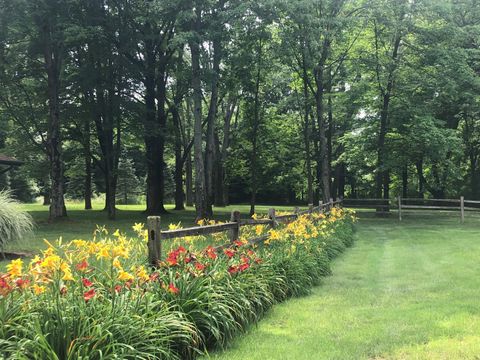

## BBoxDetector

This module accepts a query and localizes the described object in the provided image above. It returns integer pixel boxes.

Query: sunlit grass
[208,213,480,360]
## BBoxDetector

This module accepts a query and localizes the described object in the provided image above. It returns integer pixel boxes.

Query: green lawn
[207,212,480,359]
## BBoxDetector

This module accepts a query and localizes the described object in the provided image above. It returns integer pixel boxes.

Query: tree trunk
[249,43,262,217]
[43,20,67,221]
[185,152,194,207]
[155,64,168,213]
[185,97,194,207]
[144,40,167,215]
[215,97,235,207]
[416,159,425,198]
[204,38,222,217]
[84,120,92,210]
[402,166,408,199]
[337,163,345,198]
[327,83,333,196]
[301,51,313,204]
[190,5,208,220]
[172,105,185,210]
[43,193,51,206]
[213,132,223,206]
[470,154,480,199]
[314,49,331,203]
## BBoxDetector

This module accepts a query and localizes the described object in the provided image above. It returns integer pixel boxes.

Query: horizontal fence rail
[342,196,480,223]
[146,198,343,267]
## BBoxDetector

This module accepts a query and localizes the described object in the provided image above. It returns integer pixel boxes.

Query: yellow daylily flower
[7,258,23,278]
[33,284,46,295]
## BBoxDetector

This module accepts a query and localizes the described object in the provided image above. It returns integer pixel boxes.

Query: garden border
[146,199,343,266]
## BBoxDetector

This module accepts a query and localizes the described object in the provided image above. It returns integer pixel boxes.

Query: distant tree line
[0,0,479,221]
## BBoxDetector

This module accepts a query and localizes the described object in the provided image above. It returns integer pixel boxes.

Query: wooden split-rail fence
[146,199,343,266]
[342,196,480,223]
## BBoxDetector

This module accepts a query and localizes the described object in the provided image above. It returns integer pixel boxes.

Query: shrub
[0,207,356,359]
[0,190,34,251]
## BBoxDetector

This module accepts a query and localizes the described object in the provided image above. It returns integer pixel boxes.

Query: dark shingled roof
[0,155,23,166]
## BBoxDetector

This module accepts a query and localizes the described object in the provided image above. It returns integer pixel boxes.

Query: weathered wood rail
[146,198,343,266]
[342,196,480,223]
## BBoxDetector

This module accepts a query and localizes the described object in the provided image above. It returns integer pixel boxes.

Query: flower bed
[0,208,356,359]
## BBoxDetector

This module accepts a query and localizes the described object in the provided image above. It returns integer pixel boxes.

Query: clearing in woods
[209,212,480,360]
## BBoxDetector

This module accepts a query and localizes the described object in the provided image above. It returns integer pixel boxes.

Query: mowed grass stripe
[207,216,480,359]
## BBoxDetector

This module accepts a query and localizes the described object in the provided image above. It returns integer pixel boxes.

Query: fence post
[329,197,334,212]
[147,216,162,267]
[230,210,241,242]
[460,196,465,223]
[398,196,402,221]
[319,200,323,213]
[294,207,300,218]
[268,208,277,229]
[308,203,313,216]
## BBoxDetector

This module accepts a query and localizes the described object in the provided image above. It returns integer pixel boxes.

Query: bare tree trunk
[301,51,313,204]
[42,19,67,221]
[172,105,185,210]
[402,166,408,198]
[337,163,346,198]
[314,39,331,203]
[84,120,92,210]
[43,193,51,206]
[215,97,235,207]
[185,97,194,207]
[327,86,333,198]
[204,38,221,217]
[185,153,193,207]
[416,159,425,198]
[249,44,263,217]
[471,157,480,200]
[190,4,208,220]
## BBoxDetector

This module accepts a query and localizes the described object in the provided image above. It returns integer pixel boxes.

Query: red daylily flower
[239,263,250,272]
[195,262,206,271]
[114,284,122,294]
[149,272,160,282]
[228,265,238,274]
[75,260,89,272]
[205,246,217,260]
[83,288,96,302]
[168,283,179,295]
[82,278,93,287]
[60,286,68,295]
[166,251,179,266]
[0,276,11,294]
[224,248,235,258]
[15,278,30,289]
[233,240,244,247]
[125,280,133,289]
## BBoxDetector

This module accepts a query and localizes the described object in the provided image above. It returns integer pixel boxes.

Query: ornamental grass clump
[0,207,356,359]
[0,190,34,251]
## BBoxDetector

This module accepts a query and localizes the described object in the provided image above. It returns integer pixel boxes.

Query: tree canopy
[0,0,478,220]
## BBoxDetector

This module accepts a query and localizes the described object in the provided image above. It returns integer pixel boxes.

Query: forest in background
[0,0,479,221]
